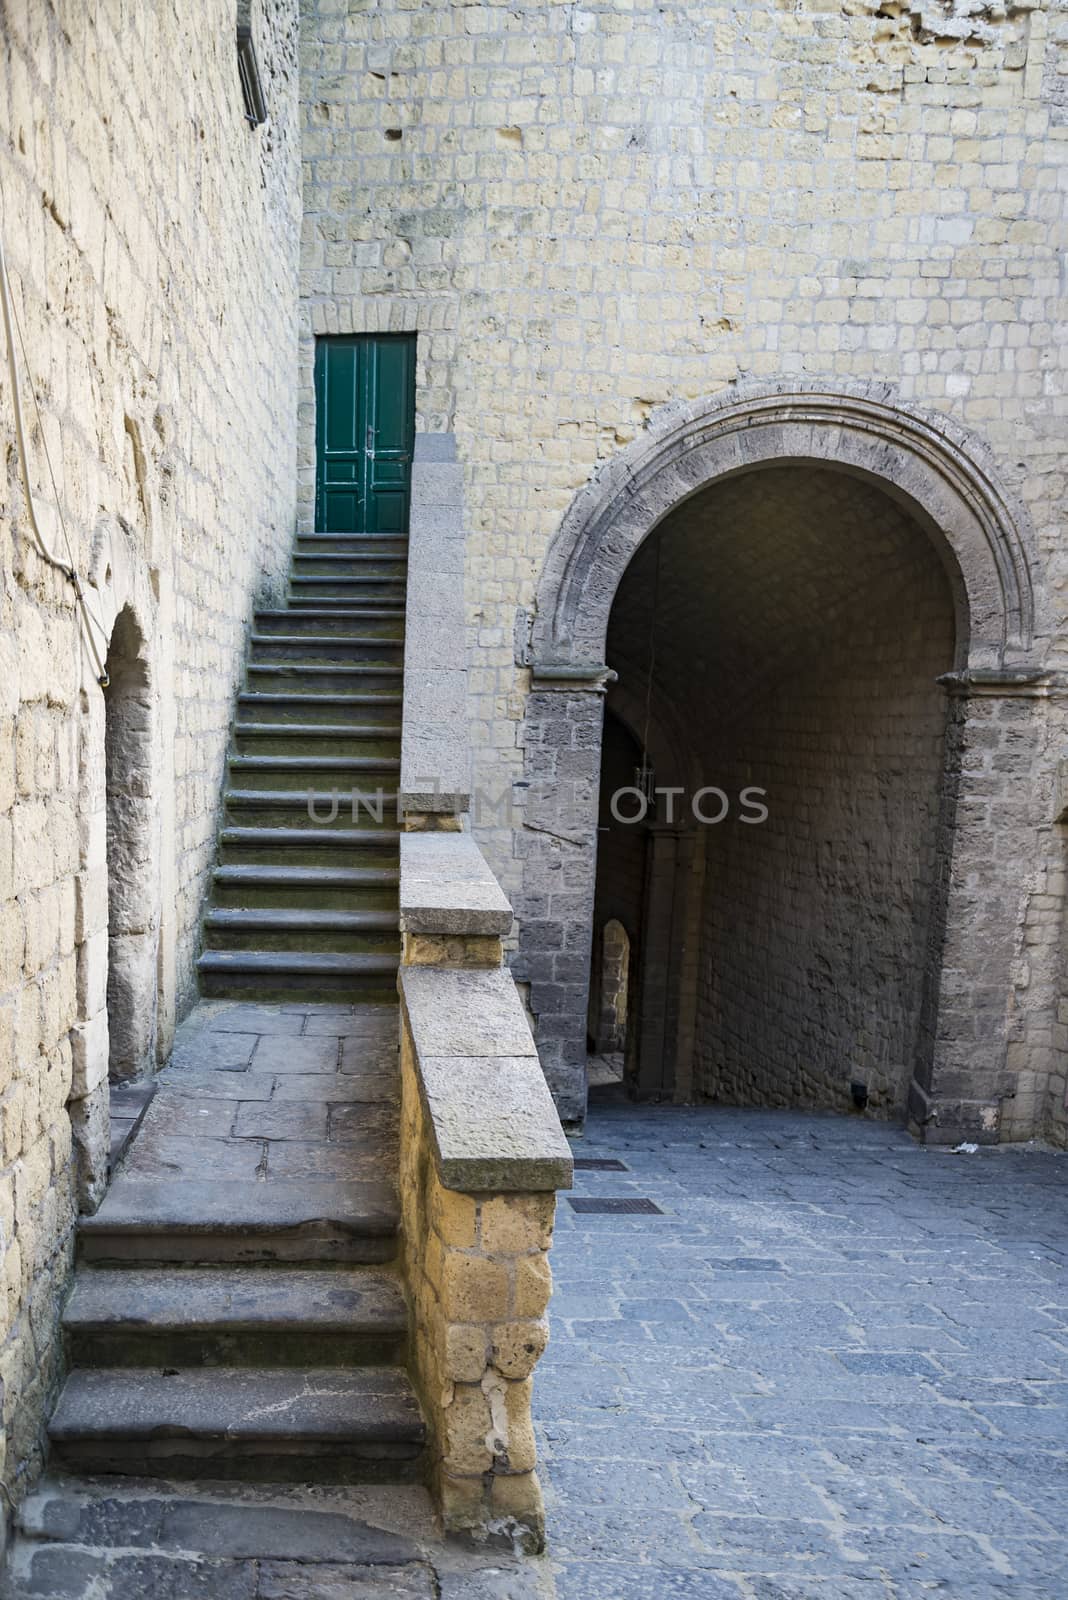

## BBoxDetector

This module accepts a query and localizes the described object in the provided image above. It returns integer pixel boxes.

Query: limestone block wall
[300,0,1068,1137]
[0,0,301,1507]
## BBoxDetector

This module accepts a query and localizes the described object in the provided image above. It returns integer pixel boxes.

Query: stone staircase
[197,528,408,1004]
[36,523,429,1507]
[44,1002,426,1486]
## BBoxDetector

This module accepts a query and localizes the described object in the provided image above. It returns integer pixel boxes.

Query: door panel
[314,335,415,533]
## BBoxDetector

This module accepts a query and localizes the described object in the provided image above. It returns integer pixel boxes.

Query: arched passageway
[103,607,159,1083]
[520,383,1042,1140]
[596,465,957,1113]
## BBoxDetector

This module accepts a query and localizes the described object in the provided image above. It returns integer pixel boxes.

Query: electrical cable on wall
[0,227,110,687]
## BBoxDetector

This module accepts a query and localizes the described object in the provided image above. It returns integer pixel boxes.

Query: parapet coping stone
[400,831,514,937]
[401,433,469,814]
[399,966,574,1193]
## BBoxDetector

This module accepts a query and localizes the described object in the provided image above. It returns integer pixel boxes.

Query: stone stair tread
[237,692,403,704]
[216,830,399,847]
[212,866,399,885]
[224,788,401,806]
[248,635,403,649]
[205,907,399,929]
[198,951,398,973]
[254,607,407,620]
[232,726,402,743]
[64,1267,408,1337]
[297,530,409,541]
[81,1179,399,1240]
[49,1366,426,1445]
[229,754,399,768]
[247,661,404,673]
[291,552,408,563]
[17,1478,427,1563]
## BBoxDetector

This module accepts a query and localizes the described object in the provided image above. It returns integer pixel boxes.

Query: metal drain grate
[572,1158,629,1172]
[567,1197,663,1215]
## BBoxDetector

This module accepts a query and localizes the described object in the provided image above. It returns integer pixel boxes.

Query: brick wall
[0,0,301,1505]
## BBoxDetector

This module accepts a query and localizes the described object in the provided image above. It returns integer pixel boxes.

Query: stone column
[908,670,1052,1144]
[517,669,611,1127]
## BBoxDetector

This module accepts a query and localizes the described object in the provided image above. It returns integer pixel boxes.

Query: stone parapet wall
[398,1046,556,1551]
[396,832,571,1550]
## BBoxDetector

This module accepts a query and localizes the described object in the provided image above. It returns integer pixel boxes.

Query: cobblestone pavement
[536,1099,1068,1600]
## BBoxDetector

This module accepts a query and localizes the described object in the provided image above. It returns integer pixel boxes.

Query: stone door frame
[518,379,1043,1137]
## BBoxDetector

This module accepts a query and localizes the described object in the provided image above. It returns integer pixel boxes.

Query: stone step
[237,690,403,726]
[247,633,405,666]
[226,754,400,792]
[48,1366,427,1483]
[288,593,406,612]
[216,825,400,865]
[203,906,401,952]
[291,553,408,578]
[198,948,398,993]
[211,862,399,890]
[230,732,399,764]
[254,606,406,637]
[296,530,410,555]
[246,662,403,694]
[222,789,402,830]
[231,723,401,760]
[63,1266,409,1367]
[14,1478,429,1568]
[288,577,407,605]
[79,1179,400,1265]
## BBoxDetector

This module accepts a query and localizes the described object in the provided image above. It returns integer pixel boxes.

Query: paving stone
[158,1074,276,1102]
[272,1073,397,1103]
[303,1009,398,1038]
[339,1039,401,1074]
[435,1568,554,1600]
[266,1140,395,1181]
[256,1561,434,1599]
[538,1103,1068,1598]
[168,1033,261,1072]
[555,1565,744,1599]
[120,1133,264,1180]
[207,1007,306,1036]
[139,1096,242,1136]
[232,1103,329,1141]
[328,1103,400,1142]
[834,1351,940,1377]
[252,1036,341,1073]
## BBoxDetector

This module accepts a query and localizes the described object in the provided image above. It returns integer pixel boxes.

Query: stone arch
[520,380,1046,1136]
[531,379,1039,674]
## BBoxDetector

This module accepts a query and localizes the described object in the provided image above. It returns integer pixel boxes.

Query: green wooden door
[314,334,416,532]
